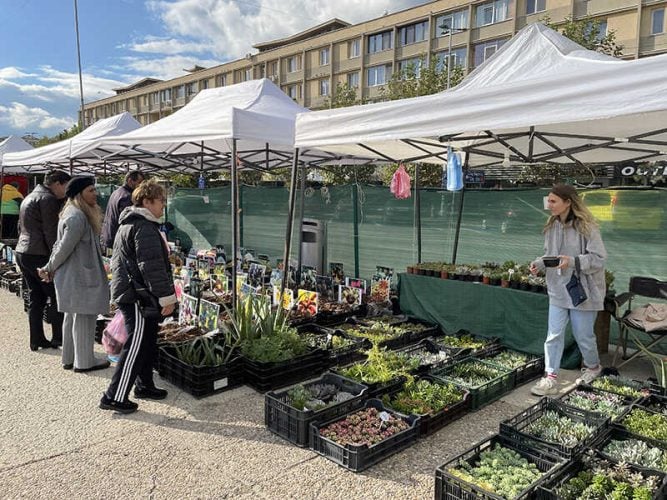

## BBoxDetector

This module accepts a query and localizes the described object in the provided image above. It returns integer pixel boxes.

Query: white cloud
[144,0,425,61]
[119,55,223,80]
[0,102,74,131]
[0,67,35,79]
[123,36,209,55]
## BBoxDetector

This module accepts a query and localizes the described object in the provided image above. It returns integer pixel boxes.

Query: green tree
[380,56,464,101]
[324,82,363,109]
[35,123,80,147]
[542,15,623,57]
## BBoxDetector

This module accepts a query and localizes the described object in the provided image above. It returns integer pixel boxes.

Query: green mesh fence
[156,185,665,291]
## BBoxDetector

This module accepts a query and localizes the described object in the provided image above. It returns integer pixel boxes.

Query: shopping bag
[390,164,411,199]
[102,310,128,355]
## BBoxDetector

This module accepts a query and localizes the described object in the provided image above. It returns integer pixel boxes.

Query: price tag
[202,195,210,204]
[379,411,391,422]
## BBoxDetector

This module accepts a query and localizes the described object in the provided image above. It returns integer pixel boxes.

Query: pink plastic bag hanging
[102,310,128,355]
[390,164,411,199]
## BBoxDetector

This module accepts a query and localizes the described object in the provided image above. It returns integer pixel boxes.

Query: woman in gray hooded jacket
[529,184,607,396]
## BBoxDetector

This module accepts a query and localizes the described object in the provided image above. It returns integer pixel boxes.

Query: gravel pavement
[0,288,652,499]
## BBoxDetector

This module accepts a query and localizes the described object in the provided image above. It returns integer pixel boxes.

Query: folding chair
[612,276,667,368]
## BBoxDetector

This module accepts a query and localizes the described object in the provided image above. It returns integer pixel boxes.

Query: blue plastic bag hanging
[446,146,463,192]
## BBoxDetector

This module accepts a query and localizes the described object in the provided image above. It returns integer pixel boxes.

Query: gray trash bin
[301,218,327,274]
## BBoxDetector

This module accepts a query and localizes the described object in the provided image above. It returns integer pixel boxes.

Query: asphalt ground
[0,288,653,499]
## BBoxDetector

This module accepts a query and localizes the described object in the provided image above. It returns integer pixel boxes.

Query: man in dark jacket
[100,171,144,252]
[15,170,71,351]
[101,179,175,414]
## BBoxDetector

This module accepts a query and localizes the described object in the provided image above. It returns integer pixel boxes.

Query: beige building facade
[82,0,667,127]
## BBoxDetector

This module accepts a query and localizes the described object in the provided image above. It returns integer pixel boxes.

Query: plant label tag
[213,377,228,390]
[203,195,210,204]
[379,411,391,422]
[326,332,333,348]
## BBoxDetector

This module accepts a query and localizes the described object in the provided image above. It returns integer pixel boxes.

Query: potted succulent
[500,272,510,288]
[440,263,454,280]
[482,269,492,285]
[489,271,502,286]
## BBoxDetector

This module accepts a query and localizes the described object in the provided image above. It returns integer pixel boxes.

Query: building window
[367,64,391,87]
[320,47,330,66]
[347,72,360,88]
[244,68,252,81]
[526,0,545,15]
[160,89,171,103]
[348,39,361,58]
[287,55,300,73]
[652,8,664,35]
[367,30,392,53]
[200,79,209,90]
[473,39,506,66]
[186,82,198,95]
[270,61,278,77]
[142,95,148,106]
[319,79,330,96]
[397,57,423,78]
[435,48,467,71]
[435,11,469,35]
[585,19,607,41]
[176,85,185,98]
[151,92,159,105]
[398,21,428,46]
[258,65,265,78]
[285,84,300,99]
[475,0,510,27]
[216,74,228,86]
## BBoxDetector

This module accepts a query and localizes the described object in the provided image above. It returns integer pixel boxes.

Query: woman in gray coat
[529,184,607,396]
[39,177,110,372]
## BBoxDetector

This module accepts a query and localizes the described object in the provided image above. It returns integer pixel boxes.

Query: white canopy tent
[0,136,34,164]
[294,23,667,168]
[96,79,366,173]
[289,23,667,268]
[1,112,142,174]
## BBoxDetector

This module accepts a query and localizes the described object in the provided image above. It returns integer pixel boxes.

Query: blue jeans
[545,304,599,375]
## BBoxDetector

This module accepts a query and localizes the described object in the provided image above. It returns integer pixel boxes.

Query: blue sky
[0,0,424,139]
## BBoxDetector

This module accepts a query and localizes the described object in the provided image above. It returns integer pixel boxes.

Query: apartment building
[82,0,667,127]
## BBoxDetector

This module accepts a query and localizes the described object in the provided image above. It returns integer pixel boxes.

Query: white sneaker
[576,365,602,385]
[531,376,558,396]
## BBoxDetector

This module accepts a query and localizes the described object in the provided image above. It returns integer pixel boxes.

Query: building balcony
[282,71,303,84]
[432,31,469,52]
[395,40,430,60]
[517,6,571,30]
[639,33,667,54]
[332,58,362,74]
[574,0,638,17]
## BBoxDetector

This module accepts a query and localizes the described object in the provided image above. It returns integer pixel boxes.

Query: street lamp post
[74,0,86,130]
[439,24,468,89]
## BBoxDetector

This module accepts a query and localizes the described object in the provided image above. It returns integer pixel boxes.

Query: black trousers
[105,303,159,403]
[15,252,63,346]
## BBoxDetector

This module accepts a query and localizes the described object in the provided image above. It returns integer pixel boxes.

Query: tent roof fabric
[294,23,667,166]
[0,136,33,162]
[1,113,141,172]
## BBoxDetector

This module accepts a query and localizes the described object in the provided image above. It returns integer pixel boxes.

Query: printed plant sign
[210,274,227,295]
[338,285,362,306]
[270,268,283,288]
[282,288,294,311]
[241,282,260,298]
[296,289,318,317]
[197,259,210,280]
[330,262,344,286]
[198,299,220,332]
[173,278,184,303]
[179,293,198,326]
[300,266,317,291]
[213,263,226,276]
[235,273,248,295]
[375,266,394,284]
[272,285,282,307]
[370,277,391,303]
[345,277,367,293]
[315,275,334,301]
[248,262,266,288]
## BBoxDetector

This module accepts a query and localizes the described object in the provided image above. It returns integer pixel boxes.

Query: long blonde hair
[63,194,103,235]
[543,184,598,237]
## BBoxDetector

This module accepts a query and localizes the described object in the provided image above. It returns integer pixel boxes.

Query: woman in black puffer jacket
[100,179,176,414]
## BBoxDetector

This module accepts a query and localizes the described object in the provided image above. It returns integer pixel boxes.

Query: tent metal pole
[451,153,469,265]
[296,164,306,283]
[0,165,5,239]
[414,163,422,263]
[352,183,360,278]
[239,183,244,248]
[281,149,300,294]
[231,138,238,307]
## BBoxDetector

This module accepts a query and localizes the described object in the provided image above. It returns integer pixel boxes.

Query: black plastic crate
[297,323,369,368]
[243,348,327,392]
[157,345,244,397]
[384,376,470,437]
[500,398,610,459]
[435,434,566,500]
[559,384,641,422]
[616,404,667,445]
[316,304,367,326]
[535,457,667,500]
[331,361,408,399]
[264,373,368,447]
[594,426,667,474]
[336,316,439,351]
[483,349,545,387]
[430,357,514,410]
[394,339,455,375]
[582,375,649,400]
[310,398,419,472]
[432,329,502,360]
[639,393,667,415]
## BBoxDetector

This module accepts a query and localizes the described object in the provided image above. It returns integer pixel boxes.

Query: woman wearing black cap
[38,176,110,372]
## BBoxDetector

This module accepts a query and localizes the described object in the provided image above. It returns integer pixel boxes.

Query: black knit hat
[65,176,95,199]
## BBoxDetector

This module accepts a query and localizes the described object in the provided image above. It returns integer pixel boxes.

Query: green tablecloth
[398,273,581,370]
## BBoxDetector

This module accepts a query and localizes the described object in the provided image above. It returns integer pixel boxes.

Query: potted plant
[489,272,502,286]
[500,272,510,288]
[482,269,492,285]
[440,263,454,280]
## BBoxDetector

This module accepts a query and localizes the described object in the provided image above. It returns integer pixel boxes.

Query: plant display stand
[309,399,419,472]
[264,373,368,447]
[157,345,244,397]
[435,434,565,500]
